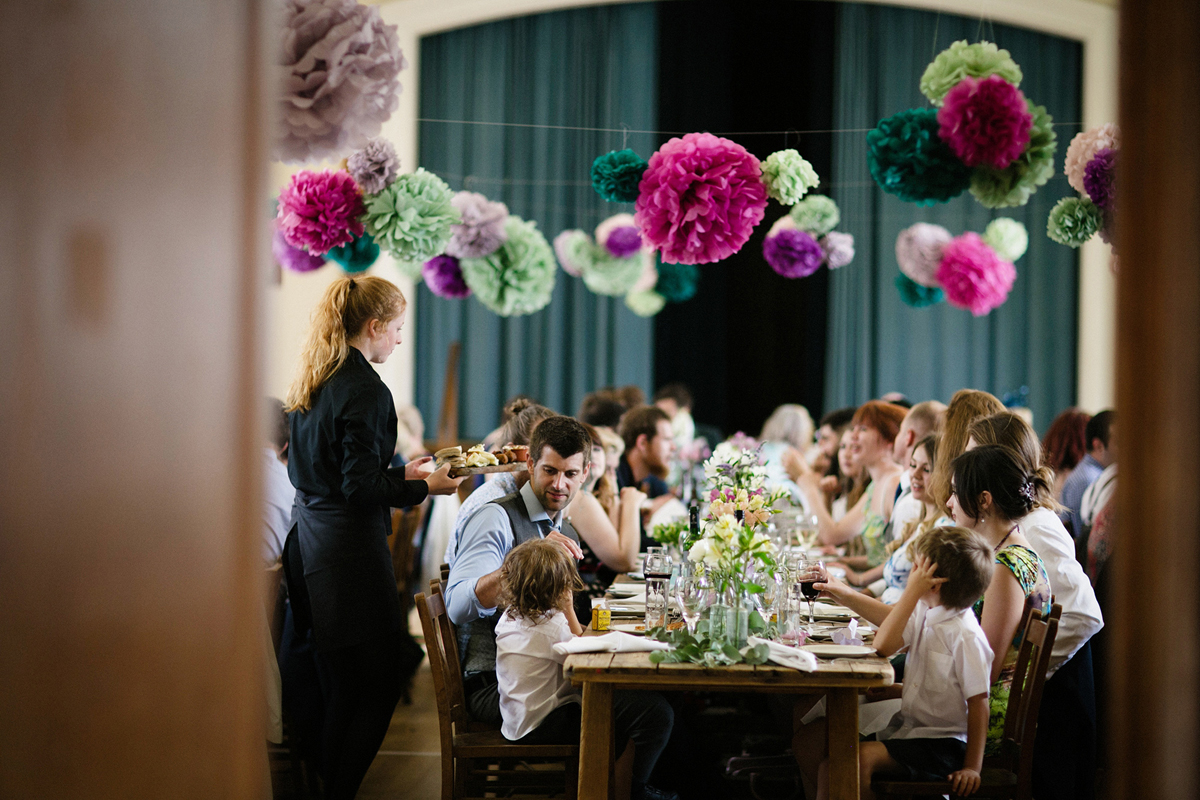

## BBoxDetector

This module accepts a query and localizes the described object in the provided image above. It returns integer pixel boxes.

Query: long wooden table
[564,648,894,800]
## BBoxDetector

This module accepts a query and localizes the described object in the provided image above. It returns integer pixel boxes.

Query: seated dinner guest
[1041,407,1091,501]
[1060,409,1116,539]
[445,416,590,725]
[795,527,995,799]
[758,403,816,510]
[888,401,946,540]
[496,538,675,800]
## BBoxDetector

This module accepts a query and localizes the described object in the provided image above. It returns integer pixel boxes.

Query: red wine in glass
[800,580,821,600]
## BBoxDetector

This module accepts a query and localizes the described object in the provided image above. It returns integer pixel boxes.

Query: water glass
[644,551,670,631]
[675,574,708,636]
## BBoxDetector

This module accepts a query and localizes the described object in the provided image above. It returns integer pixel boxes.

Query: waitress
[283,275,462,799]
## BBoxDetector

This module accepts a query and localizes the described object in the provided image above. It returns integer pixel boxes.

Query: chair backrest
[428,579,462,667]
[440,561,450,583]
[995,603,1061,796]
[416,590,473,741]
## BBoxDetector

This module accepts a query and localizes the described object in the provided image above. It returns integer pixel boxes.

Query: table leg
[826,688,860,800]
[577,682,613,800]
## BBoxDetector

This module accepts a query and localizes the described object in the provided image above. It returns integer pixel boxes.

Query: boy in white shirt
[805,526,995,799]
[495,539,677,800]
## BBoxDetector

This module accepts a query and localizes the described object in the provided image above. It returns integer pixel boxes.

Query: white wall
[268,0,1118,415]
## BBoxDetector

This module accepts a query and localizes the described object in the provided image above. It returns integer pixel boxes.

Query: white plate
[608,585,645,597]
[610,622,646,635]
[801,644,875,658]
[812,605,854,619]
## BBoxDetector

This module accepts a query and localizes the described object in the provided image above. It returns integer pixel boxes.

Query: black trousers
[1031,640,1097,800]
[313,632,403,800]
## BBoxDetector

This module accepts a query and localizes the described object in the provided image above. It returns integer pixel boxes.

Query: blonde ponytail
[285,276,406,412]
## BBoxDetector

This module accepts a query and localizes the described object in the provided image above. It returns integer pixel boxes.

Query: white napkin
[552,632,672,655]
[832,618,864,646]
[747,636,818,672]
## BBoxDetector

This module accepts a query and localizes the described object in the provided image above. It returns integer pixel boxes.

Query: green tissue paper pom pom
[393,259,424,281]
[789,194,840,236]
[970,101,1057,209]
[327,231,380,273]
[867,109,973,205]
[460,216,557,316]
[362,168,460,263]
[591,149,649,203]
[760,149,820,205]
[920,40,1024,106]
[655,261,699,303]
[981,218,1029,262]
[1047,197,1102,247]
[581,249,645,296]
[895,273,945,307]
[625,289,666,317]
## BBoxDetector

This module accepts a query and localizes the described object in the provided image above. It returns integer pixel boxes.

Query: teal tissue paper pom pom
[362,168,459,263]
[789,194,840,237]
[326,231,380,273]
[625,289,666,317]
[868,109,972,205]
[895,273,945,307]
[655,261,699,303]
[970,101,1057,209]
[460,216,557,316]
[1047,197,1102,247]
[591,149,649,203]
[981,218,1029,262]
[761,149,820,205]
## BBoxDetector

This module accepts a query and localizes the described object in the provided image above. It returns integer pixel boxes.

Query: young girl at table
[798,527,996,800]
[494,539,676,800]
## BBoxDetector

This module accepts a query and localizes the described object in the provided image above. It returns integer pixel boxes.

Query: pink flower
[937,75,1033,169]
[635,133,768,265]
[709,489,721,502]
[936,233,1017,316]
[276,170,365,256]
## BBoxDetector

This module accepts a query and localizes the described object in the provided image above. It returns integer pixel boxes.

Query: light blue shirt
[1060,454,1103,539]
[444,473,519,564]
[445,481,563,626]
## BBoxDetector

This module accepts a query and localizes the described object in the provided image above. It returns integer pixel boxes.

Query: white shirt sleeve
[955,624,995,700]
[1022,509,1104,670]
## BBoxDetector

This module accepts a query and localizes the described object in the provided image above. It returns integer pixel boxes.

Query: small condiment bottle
[591,597,611,631]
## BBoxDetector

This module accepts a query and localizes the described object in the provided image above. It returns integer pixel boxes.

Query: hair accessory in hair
[1018,477,1036,507]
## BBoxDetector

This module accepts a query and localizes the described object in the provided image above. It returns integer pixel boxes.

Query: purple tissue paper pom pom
[423,255,471,299]
[1083,147,1117,210]
[347,139,400,195]
[763,229,824,278]
[273,227,327,272]
[604,226,643,258]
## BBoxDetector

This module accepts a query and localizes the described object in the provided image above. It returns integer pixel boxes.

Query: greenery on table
[647,610,774,667]
[650,518,689,547]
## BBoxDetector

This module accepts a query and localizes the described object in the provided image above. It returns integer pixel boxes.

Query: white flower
[710,514,742,545]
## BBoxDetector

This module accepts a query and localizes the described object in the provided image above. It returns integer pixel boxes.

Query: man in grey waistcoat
[445,415,590,723]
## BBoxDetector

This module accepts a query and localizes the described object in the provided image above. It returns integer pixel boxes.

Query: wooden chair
[439,561,451,596]
[872,604,1062,800]
[390,503,430,622]
[416,590,579,800]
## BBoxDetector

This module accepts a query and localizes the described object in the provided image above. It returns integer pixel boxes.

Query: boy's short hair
[529,415,592,468]
[913,526,994,610]
[500,538,584,621]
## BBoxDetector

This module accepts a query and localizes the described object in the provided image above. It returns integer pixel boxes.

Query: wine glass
[643,551,671,631]
[795,556,827,632]
[675,574,708,636]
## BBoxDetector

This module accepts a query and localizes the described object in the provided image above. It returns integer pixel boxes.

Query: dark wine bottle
[734,509,745,524]
[689,505,699,539]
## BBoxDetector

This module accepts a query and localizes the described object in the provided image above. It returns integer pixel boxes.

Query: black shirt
[288,347,428,510]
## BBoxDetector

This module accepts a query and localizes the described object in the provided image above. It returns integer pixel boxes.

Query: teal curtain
[416,5,657,439]
[826,5,1082,432]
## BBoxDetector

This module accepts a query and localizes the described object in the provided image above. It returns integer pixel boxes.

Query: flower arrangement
[687,514,777,586]
[869,40,1056,209]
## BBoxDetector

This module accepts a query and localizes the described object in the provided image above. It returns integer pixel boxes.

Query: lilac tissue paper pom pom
[820,231,855,269]
[276,169,365,255]
[605,226,644,258]
[895,223,953,287]
[423,255,471,299]
[276,0,407,163]
[937,75,1033,169]
[635,133,768,264]
[936,232,1017,316]
[1083,147,1117,210]
[445,191,509,259]
[347,138,400,195]
[763,228,824,278]
[273,226,327,272]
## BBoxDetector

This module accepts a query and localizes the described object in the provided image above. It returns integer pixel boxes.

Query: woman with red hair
[1042,408,1091,501]
[796,401,908,568]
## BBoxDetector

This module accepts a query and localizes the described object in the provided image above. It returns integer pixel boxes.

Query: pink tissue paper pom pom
[936,232,1017,316]
[272,226,327,272]
[820,231,855,269]
[631,252,659,293]
[937,75,1033,169]
[1065,123,1120,196]
[276,169,365,256]
[763,228,824,278]
[895,223,953,287]
[635,133,768,265]
[423,255,471,299]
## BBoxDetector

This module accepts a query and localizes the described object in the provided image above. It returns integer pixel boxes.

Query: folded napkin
[831,618,864,646]
[747,636,818,672]
[553,632,672,655]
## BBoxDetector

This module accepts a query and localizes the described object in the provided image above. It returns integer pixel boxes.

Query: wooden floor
[357,660,442,800]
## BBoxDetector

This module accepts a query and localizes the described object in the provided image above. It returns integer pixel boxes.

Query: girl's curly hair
[500,538,584,622]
